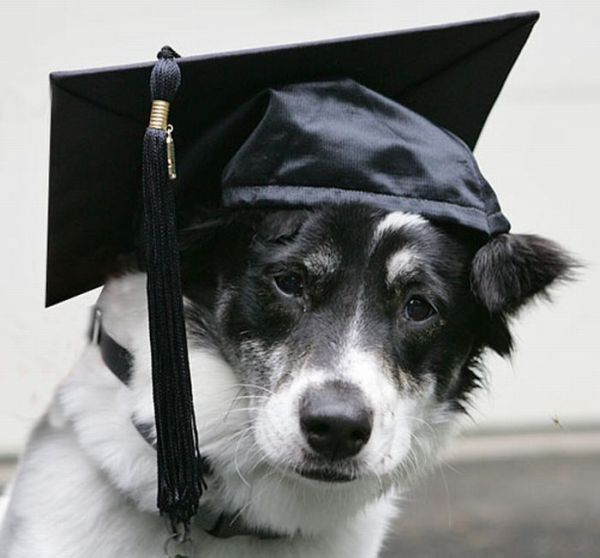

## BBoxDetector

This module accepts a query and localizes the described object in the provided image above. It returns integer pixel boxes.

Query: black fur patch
[471,233,577,314]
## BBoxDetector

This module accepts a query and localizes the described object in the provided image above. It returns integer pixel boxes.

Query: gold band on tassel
[148,100,170,130]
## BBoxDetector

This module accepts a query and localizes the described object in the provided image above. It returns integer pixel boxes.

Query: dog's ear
[180,208,256,246]
[470,233,577,315]
[179,208,312,282]
[180,208,311,249]
[254,209,312,243]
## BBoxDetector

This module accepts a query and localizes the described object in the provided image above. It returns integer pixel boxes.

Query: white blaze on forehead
[373,211,427,248]
[386,248,420,284]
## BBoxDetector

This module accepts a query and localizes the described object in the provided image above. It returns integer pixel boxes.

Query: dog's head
[177,203,573,531]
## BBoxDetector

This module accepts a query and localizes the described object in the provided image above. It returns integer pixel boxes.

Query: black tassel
[142,46,205,532]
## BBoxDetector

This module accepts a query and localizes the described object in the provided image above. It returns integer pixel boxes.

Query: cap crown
[222,79,509,235]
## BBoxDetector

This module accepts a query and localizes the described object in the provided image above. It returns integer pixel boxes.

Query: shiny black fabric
[222,79,509,235]
[46,11,539,305]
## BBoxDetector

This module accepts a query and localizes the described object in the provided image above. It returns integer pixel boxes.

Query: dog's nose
[300,384,372,460]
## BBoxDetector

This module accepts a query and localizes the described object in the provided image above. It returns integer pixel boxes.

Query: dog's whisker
[233,428,254,488]
[245,447,269,475]
[196,409,261,434]
[227,383,275,396]
[405,414,438,436]
[220,406,262,422]
[194,385,270,399]
[223,387,247,420]
[228,501,253,527]
[197,419,254,441]
[198,421,255,448]
[228,394,269,402]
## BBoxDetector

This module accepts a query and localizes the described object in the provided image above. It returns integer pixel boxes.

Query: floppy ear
[178,209,260,289]
[179,208,311,282]
[470,233,576,314]
[179,208,310,249]
[255,209,311,243]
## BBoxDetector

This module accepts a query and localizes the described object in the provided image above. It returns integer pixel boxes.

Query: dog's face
[180,203,572,524]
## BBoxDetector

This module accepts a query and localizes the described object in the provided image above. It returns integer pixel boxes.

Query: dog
[0,204,573,557]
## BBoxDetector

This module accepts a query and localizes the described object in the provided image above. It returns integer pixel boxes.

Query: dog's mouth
[296,466,356,483]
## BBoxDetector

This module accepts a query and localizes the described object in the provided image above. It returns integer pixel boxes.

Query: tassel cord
[142,47,205,531]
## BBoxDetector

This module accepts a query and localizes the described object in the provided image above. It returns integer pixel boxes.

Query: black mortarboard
[46,11,539,534]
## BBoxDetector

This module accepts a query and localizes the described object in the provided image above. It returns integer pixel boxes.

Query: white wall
[0,0,598,454]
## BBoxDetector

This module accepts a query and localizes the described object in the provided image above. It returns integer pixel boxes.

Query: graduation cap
[46,11,539,537]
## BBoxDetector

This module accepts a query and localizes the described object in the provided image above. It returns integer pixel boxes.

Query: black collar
[89,307,285,540]
[89,308,133,384]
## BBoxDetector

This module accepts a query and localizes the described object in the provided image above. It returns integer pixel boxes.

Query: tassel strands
[142,46,205,534]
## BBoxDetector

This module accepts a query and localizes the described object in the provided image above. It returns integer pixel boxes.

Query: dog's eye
[274,272,304,298]
[403,296,435,322]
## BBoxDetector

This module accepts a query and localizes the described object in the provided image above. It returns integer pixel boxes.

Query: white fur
[372,211,427,248]
[0,238,455,557]
[386,248,420,284]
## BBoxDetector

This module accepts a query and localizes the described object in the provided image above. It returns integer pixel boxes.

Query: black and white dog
[0,204,573,557]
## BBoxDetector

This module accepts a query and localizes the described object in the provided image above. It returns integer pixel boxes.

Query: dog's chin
[295,466,357,483]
